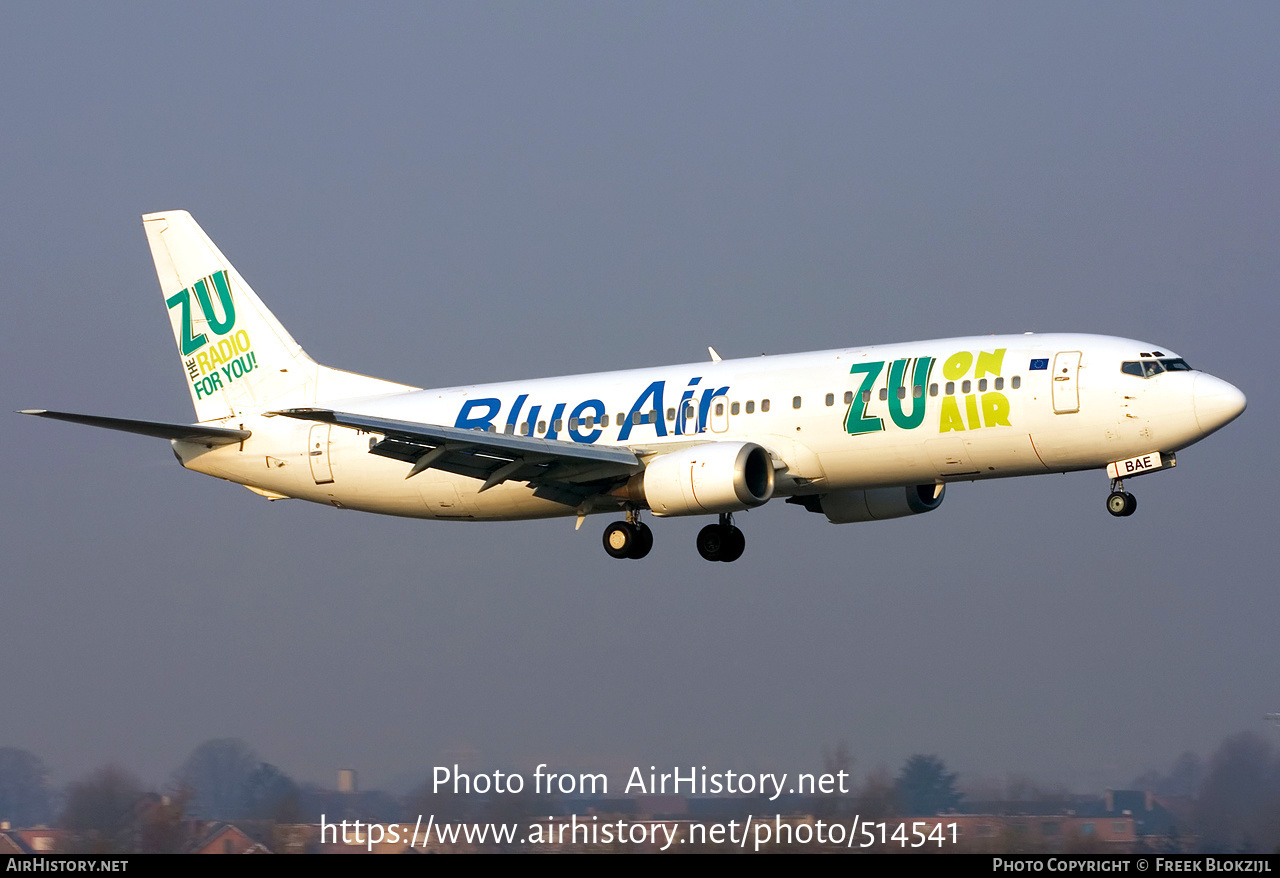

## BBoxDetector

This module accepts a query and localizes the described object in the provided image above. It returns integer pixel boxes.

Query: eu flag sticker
[1029,358,1049,370]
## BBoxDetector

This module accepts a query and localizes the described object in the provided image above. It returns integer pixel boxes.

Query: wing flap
[275,408,642,494]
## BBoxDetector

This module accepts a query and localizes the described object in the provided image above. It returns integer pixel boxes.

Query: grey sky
[2,3,1276,794]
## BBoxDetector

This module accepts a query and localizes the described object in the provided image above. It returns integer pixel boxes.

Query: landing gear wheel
[630,522,653,559]
[603,520,653,559]
[720,526,745,563]
[696,524,725,562]
[1107,491,1138,517]
[696,524,746,562]
[1106,492,1128,517]
[603,521,638,559]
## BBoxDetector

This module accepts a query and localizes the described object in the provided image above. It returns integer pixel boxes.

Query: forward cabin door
[1052,351,1082,414]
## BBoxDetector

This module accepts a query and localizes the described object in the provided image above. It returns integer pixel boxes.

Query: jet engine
[625,441,776,516]
[787,484,945,524]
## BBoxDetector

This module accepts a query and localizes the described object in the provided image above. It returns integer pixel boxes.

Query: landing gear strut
[1106,479,1137,517]
[697,513,746,563]
[602,510,653,559]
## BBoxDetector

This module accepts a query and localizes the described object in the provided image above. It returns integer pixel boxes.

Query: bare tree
[60,766,145,854]
[1194,732,1280,853]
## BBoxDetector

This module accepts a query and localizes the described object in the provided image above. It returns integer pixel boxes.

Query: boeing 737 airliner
[23,212,1247,562]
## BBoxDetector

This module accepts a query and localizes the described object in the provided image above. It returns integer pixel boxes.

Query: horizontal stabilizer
[19,410,250,444]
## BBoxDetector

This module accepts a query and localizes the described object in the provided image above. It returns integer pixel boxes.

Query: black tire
[603,521,636,559]
[1122,492,1138,517]
[696,524,724,562]
[629,522,654,559]
[719,526,745,563]
[1106,492,1129,517]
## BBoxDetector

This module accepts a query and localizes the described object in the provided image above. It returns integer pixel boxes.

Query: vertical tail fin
[144,211,413,421]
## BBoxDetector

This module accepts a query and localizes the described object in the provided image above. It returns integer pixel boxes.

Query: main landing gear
[602,512,653,560]
[1106,479,1138,517]
[696,513,746,563]
[601,512,748,562]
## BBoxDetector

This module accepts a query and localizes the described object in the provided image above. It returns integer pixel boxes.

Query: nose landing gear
[1106,479,1137,517]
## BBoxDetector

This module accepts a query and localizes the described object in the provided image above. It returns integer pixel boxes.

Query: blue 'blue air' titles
[453,377,726,443]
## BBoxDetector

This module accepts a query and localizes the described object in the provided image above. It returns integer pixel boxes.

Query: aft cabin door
[308,424,334,484]
[1052,351,1082,414]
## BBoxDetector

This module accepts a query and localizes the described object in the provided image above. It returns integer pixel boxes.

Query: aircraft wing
[19,409,250,445]
[275,408,643,504]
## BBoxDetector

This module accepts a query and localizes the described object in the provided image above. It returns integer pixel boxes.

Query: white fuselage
[173,332,1244,522]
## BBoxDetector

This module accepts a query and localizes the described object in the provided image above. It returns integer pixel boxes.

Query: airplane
[22,211,1247,562]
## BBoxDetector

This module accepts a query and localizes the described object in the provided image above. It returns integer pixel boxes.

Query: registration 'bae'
[23,212,1247,562]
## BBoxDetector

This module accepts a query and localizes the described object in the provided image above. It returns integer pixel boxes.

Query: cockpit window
[1121,358,1193,378]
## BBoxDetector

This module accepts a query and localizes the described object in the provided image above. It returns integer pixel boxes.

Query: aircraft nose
[1193,373,1247,435]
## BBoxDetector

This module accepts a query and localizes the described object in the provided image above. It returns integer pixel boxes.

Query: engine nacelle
[632,441,775,517]
[788,484,945,524]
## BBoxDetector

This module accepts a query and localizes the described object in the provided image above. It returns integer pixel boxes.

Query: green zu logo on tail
[166,270,257,401]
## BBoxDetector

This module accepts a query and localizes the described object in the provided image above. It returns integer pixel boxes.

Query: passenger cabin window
[913,385,923,398]
[746,401,755,414]
[825,393,834,406]
[666,408,675,422]
[731,402,740,415]
[553,419,562,432]
[945,381,955,395]
[844,390,854,404]
[1011,376,1021,389]
[793,396,802,409]
[978,378,987,392]
[761,399,770,412]
[863,390,871,403]
[569,418,579,430]
[878,388,888,401]
[537,420,546,433]
[714,402,724,416]
[929,383,938,397]
[995,377,1004,390]
[962,380,971,393]
[602,414,610,427]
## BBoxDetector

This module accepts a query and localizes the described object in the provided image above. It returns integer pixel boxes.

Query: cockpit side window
[1121,361,1144,377]
[1160,358,1192,371]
